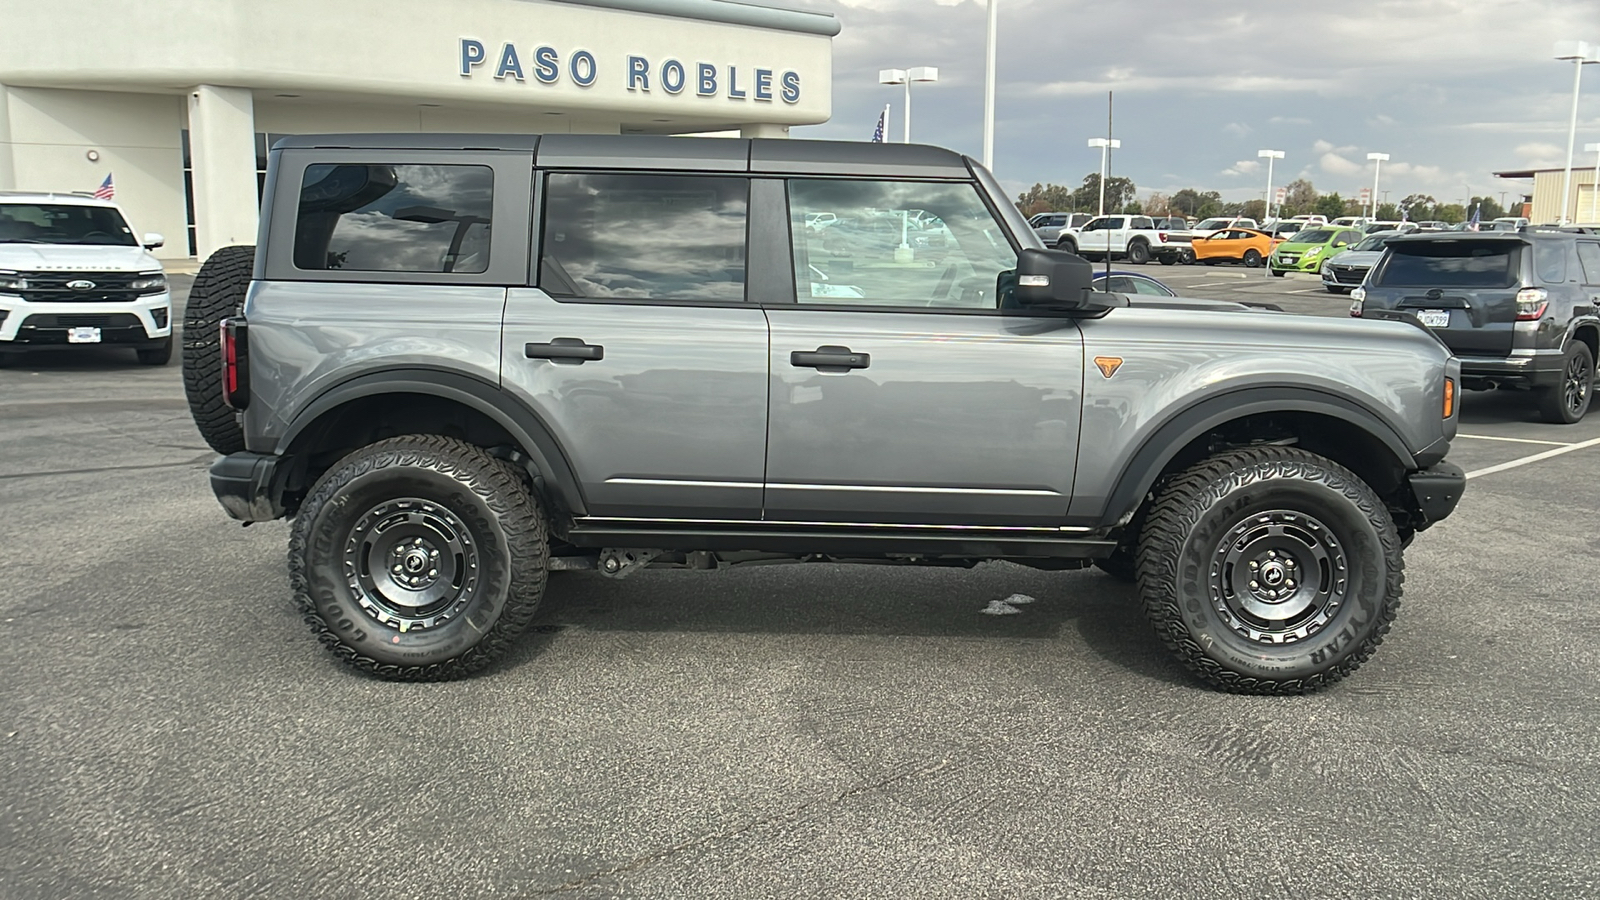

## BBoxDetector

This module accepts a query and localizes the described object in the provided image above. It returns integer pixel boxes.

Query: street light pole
[1586,142,1600,224]
[1087,137,1120,216]
[982,0,997,170]
[878,67,939,144]
[1554,41,1597,225]
[1367,152,1390,221]
[1258,149,1284,222]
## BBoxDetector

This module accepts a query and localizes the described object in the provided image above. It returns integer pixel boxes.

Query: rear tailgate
[1363,238,1525,357]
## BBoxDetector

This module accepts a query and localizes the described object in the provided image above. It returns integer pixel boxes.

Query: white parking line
[1187,281,1254,288]
[1286,288,1326,294]
[1464,435,1600,479]
[1456,433,1573,447]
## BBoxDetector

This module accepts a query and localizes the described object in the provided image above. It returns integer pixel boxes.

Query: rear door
[501,170,770,520]
[1368,237,1527,357]
[765,176,1084,526]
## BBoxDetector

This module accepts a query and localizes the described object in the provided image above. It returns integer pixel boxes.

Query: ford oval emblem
[66,279,96,291]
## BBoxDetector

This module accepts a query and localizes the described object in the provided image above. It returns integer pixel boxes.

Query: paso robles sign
[459,39,802,103]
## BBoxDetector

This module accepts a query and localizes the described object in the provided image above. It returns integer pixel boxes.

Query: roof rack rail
[1516,224,1595,234]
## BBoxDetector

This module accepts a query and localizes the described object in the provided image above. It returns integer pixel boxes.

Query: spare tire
[183,245,255,454]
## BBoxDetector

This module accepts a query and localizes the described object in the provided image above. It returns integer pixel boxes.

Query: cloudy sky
[782,0,1598,208]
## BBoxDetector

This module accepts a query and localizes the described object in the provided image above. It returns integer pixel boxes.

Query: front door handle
[791,345,870,371]
[526,338,603,363]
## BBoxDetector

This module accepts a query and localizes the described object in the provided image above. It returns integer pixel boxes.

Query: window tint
[1374,242,1519,288]
[1131,277,1174,296]
[788,179,1016,309]
[540,173,746,301]
[1533,241,1568,283]
[1132,217,1154,229]
[1576,242,1600,284]
[294,164,492,273]
[0,204,136,246]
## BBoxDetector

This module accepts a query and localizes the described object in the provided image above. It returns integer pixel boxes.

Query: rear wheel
[1538,341,1594,424]
[1137,446,1403,694]
[1127,240,1151,265]
[1242,249,1263,268]
[289,435,548,680]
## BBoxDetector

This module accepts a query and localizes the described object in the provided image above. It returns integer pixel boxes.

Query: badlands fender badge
[1094,356,1124,378]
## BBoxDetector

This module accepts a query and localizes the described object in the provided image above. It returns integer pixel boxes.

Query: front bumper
[1269,253,1325,273]
[0,290,172,348]
[211,452,286,522]
[1406,461,1466,529]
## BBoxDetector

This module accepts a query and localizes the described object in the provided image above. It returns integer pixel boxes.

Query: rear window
[1293,229,1335,244]
[1372,241,1520,288]
[293,163,493,273]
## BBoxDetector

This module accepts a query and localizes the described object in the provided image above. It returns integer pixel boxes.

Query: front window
[1293,229,1337,244]
[788,178,1016,309]
[0,204,137,246]
[1195,218,1231,231]
[1352,235,1390,252]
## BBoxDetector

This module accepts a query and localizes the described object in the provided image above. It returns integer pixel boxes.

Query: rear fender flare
[278,368,586,516]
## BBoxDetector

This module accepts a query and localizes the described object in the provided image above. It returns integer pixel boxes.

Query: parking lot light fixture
[879,66,938,144]
[1088,137,1121,216]
[1586,141,1600,223]
[1259,149,1285,221]
[1367,152,1390,221]
[1554,41,1598,225]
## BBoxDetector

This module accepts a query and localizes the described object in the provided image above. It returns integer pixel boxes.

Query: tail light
[1515,287,1548,321]
[221,317,250,411]
[1158,232,1170,243]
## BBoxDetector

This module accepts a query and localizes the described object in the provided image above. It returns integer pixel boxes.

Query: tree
[1399,193,1437,221]
[1144,192,1172,215]
[1434,204,1466,224]
[1469,195,1506,220]
[1015,182,1078,216]
[1239,199,1266,221]
[1314,192,1346,219]
[1375,203,1400,220]
[1123,199,1143,214]
[1280,179,1317,216]
[1170,188,1223,219]
[1072,173,1137,215]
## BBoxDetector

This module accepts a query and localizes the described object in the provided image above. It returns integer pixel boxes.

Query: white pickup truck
[1053,214,1182,265]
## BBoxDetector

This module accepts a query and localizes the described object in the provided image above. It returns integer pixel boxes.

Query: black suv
[1353,229,1600,423]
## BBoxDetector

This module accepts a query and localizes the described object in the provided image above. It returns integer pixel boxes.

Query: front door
[766,177,1085,526]
[502,171,769,520]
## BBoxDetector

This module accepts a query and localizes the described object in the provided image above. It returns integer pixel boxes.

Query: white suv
[0,192,173,365]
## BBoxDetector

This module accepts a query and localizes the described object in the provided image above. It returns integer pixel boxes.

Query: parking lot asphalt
[2,271,1597,899]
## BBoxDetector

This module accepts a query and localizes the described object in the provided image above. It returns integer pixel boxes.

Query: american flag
[92,174,114,200]
[1467,203,1480,232]
[870,107,886,143]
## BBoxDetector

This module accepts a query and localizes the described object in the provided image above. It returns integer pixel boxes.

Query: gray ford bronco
[184,133,1465,693]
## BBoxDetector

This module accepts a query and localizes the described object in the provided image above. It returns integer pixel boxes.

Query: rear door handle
[525,338,603,363]
[791,345,870,371]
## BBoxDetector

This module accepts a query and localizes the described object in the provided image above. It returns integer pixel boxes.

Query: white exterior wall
[0,0,834,259]
[0,86,188,258]
[1530,169,1600,225]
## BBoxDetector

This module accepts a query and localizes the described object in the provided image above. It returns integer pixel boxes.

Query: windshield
[1291,229,1336,244]
[1353,235,1392,252]
[1373,241,1520,288]
[0,203,138,246]
[1195,218,1231,230]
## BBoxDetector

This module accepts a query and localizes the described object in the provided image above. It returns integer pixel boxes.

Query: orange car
[1191,227,1281,268]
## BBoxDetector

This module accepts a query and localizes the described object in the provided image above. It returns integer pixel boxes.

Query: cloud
[1269,116,1311,125]
[1223,122,1252,138]
[1514,142,1567,168]
[1313,139,1358,155]
[1320,153,1365,176]
[1222,160,1262,176]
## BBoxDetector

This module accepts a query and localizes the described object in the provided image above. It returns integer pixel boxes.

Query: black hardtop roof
[269,133,974,178]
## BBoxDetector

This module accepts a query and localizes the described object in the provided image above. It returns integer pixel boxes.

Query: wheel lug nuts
[1250,580,1259,589]
[392,565,403,574]
[428,569,437,577]
[1249,561,1259,570]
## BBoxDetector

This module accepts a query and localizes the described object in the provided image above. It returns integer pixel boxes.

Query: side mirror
[1008,247,1099,311]
[142,232,165,250]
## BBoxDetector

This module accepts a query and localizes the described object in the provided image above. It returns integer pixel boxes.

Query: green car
[1269,227,1363,276]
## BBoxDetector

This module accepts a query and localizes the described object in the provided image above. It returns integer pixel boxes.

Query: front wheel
[1056,239,1078,255]
[1242,249,1263,268]
[1136,446,1403,694]
[1538,341,1594,424]
[289,435,548,680]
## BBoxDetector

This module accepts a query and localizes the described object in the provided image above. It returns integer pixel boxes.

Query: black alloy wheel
[1242,249,1262,268]
[1539,341,1594,424]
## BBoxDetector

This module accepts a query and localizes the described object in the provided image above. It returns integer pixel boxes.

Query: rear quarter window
[1373,241,1520,289]
[1533,241,1569,284]
[293,163,493,273]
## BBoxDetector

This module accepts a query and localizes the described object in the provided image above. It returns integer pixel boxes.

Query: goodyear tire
[1136,446,1403,695]
[1127,240,1151,265]
[289,435,548,680]
[182,245,255,453]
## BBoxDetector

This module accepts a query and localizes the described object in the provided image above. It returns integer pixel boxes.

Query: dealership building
[0,0,838,259]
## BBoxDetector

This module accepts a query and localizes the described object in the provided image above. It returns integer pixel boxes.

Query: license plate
[67,326,102,344]
[1417,310,1450,328]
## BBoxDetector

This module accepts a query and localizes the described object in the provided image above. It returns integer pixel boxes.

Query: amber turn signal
[1442,377,1455,419]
